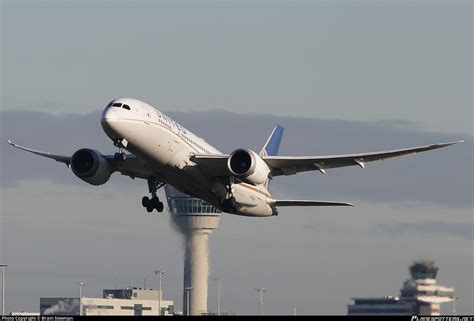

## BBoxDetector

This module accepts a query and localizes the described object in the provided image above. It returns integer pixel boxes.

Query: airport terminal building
[41,288,174,316]
[81,288,174,316]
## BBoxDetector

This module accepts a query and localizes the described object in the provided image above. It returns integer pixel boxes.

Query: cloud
[1,109,471,207]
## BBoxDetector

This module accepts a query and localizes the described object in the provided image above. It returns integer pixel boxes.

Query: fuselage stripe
[237,183,270,198]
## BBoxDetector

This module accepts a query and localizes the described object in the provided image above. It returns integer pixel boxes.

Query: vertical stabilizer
[260,125,284,188]
[260,125,284,157]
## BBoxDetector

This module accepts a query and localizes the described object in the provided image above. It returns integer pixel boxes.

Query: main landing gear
[142,176,165,213]
[221,178,237,212]
[222,197,236,213]
[113,139,127,161]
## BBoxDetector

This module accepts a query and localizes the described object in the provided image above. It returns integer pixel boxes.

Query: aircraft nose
[101,107,118,122]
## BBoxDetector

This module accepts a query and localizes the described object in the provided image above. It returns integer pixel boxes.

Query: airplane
[8,98,463,217]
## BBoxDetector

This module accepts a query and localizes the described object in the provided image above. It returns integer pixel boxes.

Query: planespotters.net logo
[411,317,474,321]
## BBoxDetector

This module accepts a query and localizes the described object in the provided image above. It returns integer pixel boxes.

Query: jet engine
[71,149,112,186]
[227,148,270,185]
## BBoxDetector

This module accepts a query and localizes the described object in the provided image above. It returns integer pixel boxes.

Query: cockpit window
[112,103,122,107]
[122,104,131,110]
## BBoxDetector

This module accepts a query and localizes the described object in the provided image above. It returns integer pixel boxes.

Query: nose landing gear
[113,139,128,161]
[142,176,165,213]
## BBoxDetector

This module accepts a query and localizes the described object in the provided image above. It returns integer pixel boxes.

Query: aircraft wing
[190,153,230,176]
[106,155,151,180]
[270,199,354,207]
[263,141,463,177]
[8,140,152,180]
[191,141,463,178]
[8,140,72,165]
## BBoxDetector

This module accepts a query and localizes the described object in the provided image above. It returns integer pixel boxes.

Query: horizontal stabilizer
[270,199,354,207]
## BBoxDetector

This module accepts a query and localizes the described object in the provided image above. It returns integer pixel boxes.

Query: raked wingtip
[439,140,464,147]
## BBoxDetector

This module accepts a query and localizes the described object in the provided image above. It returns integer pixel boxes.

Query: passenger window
[122,104,131,110]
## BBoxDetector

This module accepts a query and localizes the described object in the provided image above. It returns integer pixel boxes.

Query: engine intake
[71,149,112,185]
[227,149,270,185]
[229,149,253,175]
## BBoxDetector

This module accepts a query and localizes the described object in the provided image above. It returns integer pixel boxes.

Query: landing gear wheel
[142,177,166,213]
[149,197,164,212]
[114,152,126,161]
[142,196,150,207]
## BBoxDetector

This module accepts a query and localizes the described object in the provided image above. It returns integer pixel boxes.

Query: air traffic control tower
[164,185,221,315]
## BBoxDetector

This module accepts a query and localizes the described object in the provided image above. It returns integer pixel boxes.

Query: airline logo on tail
[260,125,285,188]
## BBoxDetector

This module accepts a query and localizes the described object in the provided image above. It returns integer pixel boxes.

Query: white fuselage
[101,98,275,217]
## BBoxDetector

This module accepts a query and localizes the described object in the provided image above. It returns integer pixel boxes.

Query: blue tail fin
[260,125,285,157]
[260,125,284,188]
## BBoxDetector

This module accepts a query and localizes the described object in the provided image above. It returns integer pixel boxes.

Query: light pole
[255,288,266,315]
[1,264,7,315]
[184,287,193,316]
[75,282,86,299]
[213,277,222,315]
[452,288,456,315]
[155,270,165,315]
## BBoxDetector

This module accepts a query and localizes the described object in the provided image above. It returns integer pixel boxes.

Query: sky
[1,0,472,315]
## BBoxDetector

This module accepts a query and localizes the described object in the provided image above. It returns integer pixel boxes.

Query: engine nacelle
[71,149,112,186]
[227,148,270,185]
